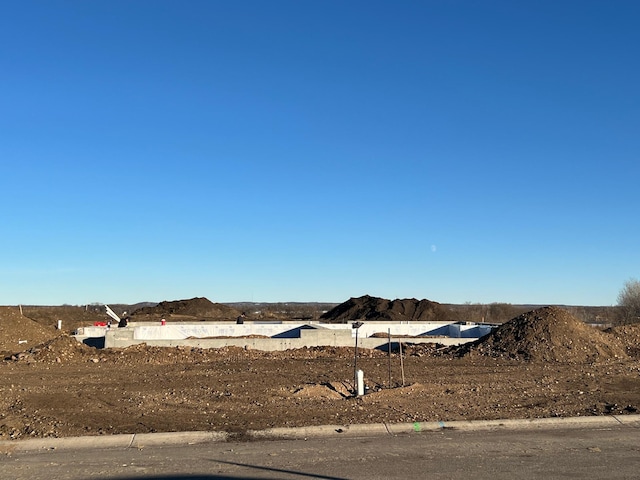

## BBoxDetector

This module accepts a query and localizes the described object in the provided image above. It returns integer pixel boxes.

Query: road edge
[2,414,639,452]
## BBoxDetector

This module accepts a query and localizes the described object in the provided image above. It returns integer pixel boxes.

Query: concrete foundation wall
[102,326,475,350]
[132,323,314,340]
[125,321,479,341]
[74,321,492,351]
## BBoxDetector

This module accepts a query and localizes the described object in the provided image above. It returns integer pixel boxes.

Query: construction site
[1,296,640,440]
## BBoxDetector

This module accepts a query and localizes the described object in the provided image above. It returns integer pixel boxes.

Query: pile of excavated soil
[457,306,627,363]
[605,324,640,358]
[320,295,451,323]
[131,297,241,321]
[0,307,58,357]
[4,335,95,363]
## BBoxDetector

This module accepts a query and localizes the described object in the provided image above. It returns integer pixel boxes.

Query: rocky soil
[1,304,640,441]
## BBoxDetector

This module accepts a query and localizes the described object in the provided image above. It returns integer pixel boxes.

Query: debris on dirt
[292,384,345,399]
[456,306,627,362]
[402,343,444,356]
[320,295,452,323]
[4,335,94,363]
[361,382,428,400]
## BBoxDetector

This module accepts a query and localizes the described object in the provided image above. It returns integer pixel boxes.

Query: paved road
[2,425,640,479]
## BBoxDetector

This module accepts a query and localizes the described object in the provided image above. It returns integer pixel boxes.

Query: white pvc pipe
[57,320,62,330]
[357,369,365,396]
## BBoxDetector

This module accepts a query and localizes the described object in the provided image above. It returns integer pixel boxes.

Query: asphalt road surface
[2,425,640,480]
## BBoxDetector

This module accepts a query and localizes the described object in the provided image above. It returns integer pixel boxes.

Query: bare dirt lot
[1,304,640,441]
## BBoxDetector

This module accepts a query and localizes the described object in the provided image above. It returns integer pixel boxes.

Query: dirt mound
[131,297,240,320]
[605,323,640,358]
[0,307,59,356]
[457,306,627,363]
[320,295,450,323]
[4,334,95,363]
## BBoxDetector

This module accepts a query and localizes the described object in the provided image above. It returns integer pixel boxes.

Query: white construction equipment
[105,305,121,323]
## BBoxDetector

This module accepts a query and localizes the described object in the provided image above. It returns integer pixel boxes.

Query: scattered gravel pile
[457,306,627,363]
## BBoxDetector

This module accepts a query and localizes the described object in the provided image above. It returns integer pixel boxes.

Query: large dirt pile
[605,323,640,358]
[0,307,59,356]
[320,295,451,323]
[131,297,240,321]
[458,306,627,363]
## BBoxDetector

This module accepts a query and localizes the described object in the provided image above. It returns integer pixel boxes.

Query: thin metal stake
[353,327,359,394]
[399,340,405,387]
[387,328,392,388]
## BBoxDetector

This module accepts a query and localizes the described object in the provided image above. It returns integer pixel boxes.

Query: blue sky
[1,1,638,306]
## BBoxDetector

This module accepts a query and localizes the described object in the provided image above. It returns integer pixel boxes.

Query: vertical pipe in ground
[357,369,364,396]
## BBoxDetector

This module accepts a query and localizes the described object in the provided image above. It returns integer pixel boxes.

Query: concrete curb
[0,431,229,453]
[2,415,639,452]
[249,414,640,439]
[0,434,135,452]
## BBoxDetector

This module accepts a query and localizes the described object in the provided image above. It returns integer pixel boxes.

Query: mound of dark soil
[131,297,240,321]
[320,295,451,323]
[457,306,627,363]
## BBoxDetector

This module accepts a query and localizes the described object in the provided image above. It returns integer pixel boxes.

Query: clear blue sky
[2,1,638,306]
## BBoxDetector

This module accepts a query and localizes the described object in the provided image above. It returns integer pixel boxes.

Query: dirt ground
[1,305,640,441]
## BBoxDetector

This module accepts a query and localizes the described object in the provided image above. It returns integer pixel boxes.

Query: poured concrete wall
[103,327,475,350]
[120,320,480,341]
[132,323,314,340]
[92,321,488,350]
